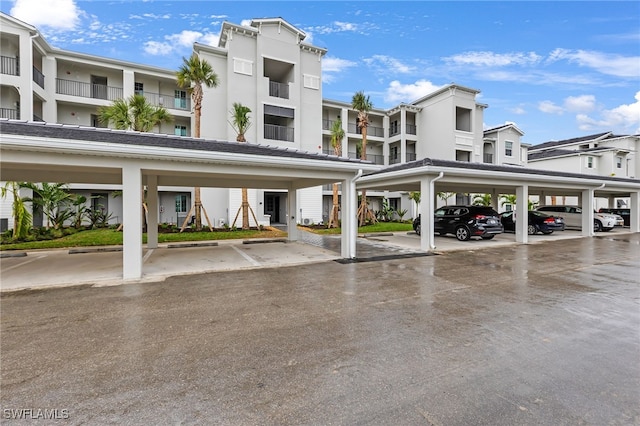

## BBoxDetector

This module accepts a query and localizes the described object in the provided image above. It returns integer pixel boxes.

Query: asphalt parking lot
[1,231,639,424]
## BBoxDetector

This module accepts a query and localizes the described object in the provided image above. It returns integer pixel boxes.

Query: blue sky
[3,0,639,145]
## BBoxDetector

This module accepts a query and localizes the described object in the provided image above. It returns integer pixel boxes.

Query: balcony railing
[348,123,385,137]
[141,91,190,111]
[264,124,294,142]
[33,66,44,88]
[483,153,494,164]
[0,108,19,120]
[56,78,123,101]
[407,152,417,162]
[322,119,338,131]
[33,113,44,122]
[348,151,384,165]
[269,81,289,99]
[389,124,417,137]
[1,56,19,76]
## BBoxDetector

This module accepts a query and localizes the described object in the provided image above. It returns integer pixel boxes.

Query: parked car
[598,208,630,227]
[499,210,565,235]
[535,205,617,232]
[413,205,504,241]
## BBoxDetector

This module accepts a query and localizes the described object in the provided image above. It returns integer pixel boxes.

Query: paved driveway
[1,233,639,424]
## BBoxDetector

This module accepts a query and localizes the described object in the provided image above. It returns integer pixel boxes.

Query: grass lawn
[303,221,413,235]
[0,227,287,251]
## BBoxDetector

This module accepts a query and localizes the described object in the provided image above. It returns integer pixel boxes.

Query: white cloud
[564,95,596,113]
[444,51,542,67]
[385,80,444,104]
[509,106,526,115]
[364,55,415,74]
[10,0,81,30]
[547,48,640,78]
[144,30,219,55]
[538,100,564,115]
[577,91,640,133]
[321,56,357,84]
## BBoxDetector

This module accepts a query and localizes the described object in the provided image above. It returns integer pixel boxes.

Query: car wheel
[481,235,495,240]
[602,227,613,232]
[415,224,421,236]
[594,220,603,232]
[527,224,537,235]
[455,226,471,241]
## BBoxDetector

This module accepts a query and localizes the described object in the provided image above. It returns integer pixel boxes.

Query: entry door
[91,75,108,99]
[265,194,280,223]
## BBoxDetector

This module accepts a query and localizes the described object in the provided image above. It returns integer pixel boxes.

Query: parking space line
[231,245,261,266]
[143,249,154,263]
[1,254,48,272]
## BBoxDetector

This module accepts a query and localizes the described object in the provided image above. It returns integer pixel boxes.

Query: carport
[0,120,378,280]
[358,159,640,252]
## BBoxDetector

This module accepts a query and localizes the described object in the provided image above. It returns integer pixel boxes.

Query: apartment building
[1,12,524,229]
[528,132,639,208]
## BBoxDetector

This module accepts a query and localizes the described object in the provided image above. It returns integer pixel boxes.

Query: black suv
[413,205,504,241]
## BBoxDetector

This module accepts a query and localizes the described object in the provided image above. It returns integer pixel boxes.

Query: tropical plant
[352,91,376,226]
[176,54,220,231]
[473,193,492,206]
[376,198,395,222]
[97,94,173,132]
[69,195,90,229]
[396,208,408,221]
[500,194,517,208]
[22,182,73,229]
[1,181,32,240]
[229,103,257,230]
[328,118,345,228]
[409,191,421,206]
[437,192,456,206]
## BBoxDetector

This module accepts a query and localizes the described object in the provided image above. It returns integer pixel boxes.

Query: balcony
[0,107,19,120]
[141,91,190,111]
[348,123,384,137]
[483,153,494,164]
[264,124,294,142]
[1,56,19,76]
[56,78,123,101]
[348,151,384,165]
[322,119,338,131]
[33,66,44,89]
[269,81,289,99]
[406,152,417,162]
[389,123,417,137]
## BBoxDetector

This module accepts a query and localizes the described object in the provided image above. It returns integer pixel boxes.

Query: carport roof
[0,119,366,164]
[364,157,640,185]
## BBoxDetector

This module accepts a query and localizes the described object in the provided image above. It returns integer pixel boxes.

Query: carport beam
[122,165,143,280]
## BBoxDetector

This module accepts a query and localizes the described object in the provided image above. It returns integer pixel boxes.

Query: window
[505,141,513,157]
[389,198,400,211]
[174,90,187,109]
[587,156,594,168]
[174,125,187,136]
[175,195,188,213]
[390,120,399,136]
[233,58,253,76]
[616,156,623,169]
[455,107,472,132]
[391,146,399,160]
[134,82,143,95]
[303,74,320,90]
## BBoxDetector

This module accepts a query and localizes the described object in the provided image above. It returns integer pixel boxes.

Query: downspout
[429,172,445,250]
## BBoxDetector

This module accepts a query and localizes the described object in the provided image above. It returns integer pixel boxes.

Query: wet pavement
[1,234,639,424]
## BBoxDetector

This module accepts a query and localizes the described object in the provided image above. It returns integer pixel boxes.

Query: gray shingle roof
[0,119,366,164]
[528,146,610,161]
[529,132,612,151]
[365,157,639,184]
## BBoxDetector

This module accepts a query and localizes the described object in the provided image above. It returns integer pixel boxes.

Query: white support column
[419,177,437,252]
[341,175,358,258]
[515,184,529,244]
[122,165,143,280]
[400,108,407,164]
[287,186,298,242]
[146,174,158,249]
[490,188,499,211]
[581,189,595,236]
[629,191,639,232]
[341,109,349,159]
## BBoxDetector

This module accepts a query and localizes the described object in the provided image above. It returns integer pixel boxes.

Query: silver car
[535,205,617,232]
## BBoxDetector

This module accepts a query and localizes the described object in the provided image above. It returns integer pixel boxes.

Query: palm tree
[473,193,492,206]
[437,192,456,206]
[1,181,31,239]
[352,91,375,226]
[500,194,517,208]
[229,103,257,230]
[176,54,220,231]
[328,118,345,228]
[97,94,173,132]
[21,182,72,229]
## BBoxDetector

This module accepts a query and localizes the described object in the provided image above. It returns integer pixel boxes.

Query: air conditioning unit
[302,218,312,225]
[218,218,226,228]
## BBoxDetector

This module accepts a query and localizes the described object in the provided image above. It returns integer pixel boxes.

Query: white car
[535,205,617,232]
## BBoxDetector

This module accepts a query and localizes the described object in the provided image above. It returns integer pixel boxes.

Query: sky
[2,0,639,145]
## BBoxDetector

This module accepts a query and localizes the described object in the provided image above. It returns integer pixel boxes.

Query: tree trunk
[329,182,340,228]
[241,187,250,230]
[194,187,203,231]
